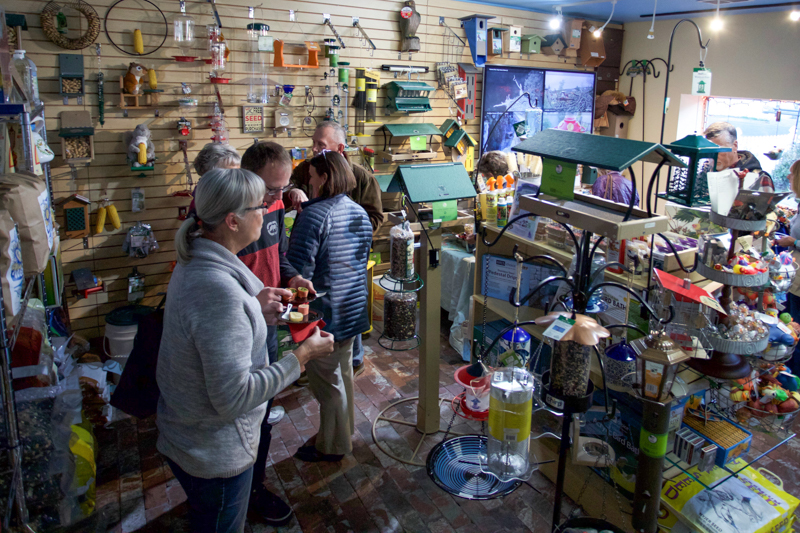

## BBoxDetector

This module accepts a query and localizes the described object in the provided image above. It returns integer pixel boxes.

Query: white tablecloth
[440,243,476,361]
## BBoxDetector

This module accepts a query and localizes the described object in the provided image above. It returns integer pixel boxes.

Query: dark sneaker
[353,362,365,377]
[250,486,293,526]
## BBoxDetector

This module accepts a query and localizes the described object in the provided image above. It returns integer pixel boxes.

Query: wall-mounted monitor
[480,64,596,155]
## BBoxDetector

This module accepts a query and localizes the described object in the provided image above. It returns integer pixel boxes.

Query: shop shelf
[709,209,767,232]
[471,294,547,342]
[695,259,769,288]
[707,332,769,355]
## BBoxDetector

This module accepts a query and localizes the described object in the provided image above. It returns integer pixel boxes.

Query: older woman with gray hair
[193,142,241,176]
[158,167,333,533]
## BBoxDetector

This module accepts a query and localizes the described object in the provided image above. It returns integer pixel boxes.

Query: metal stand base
[371,396,470,466]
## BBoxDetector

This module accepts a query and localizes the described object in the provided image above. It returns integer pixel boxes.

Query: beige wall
[619,10,800,206]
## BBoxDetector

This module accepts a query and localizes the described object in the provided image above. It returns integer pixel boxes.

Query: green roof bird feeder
[657,134,731,207]
[444,129,477,155]
[379,123,442,162]
[440,119,459,140]
[385,81,435,114]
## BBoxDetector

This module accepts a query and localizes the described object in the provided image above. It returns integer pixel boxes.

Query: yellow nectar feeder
[486,367,536,482]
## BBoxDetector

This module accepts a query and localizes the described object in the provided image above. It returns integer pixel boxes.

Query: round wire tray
[709,209,767,231]
[377,333,420,352]
[696,259,769,288]
[426,435,521,500]
[379,272,424,293]
[708,333,769,355]
[710,380,800,435]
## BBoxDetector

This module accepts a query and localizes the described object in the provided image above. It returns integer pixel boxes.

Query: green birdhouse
[444,129,477,155]
[440,119,459,140]
[658,134,731,207]
[385,81,435,114]
[521,34,543,54]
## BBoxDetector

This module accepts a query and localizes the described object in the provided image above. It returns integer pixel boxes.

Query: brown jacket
[290,158,383,233]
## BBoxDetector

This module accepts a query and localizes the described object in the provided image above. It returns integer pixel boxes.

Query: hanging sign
[242,105,264,133]
[691,68,712,96]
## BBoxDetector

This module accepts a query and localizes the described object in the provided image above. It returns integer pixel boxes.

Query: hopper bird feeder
[380,123,442,162]
[456,63,480,120]
[444,129,476,156]
[59,110,95,165]
[385,80,435,114]
[657,134,731,207]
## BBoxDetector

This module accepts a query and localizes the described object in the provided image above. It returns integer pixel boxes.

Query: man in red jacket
[239,141,315,526]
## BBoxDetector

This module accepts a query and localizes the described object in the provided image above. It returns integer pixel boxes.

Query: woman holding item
[775,160,800,374]
[157,167,333,532]
[286,151,372,462]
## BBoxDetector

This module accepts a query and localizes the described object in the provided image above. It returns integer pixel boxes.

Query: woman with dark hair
[286,150,372,462]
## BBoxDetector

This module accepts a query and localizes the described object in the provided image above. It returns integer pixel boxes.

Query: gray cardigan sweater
[156,238,300,479]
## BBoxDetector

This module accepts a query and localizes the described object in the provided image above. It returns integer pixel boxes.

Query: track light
[550,8,563,30]
[593,1,616,39]
[647,0,657,39]
[791,10,800,21]
[711,0,723,30]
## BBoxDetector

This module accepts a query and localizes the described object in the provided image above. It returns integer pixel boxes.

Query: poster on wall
[480,65,596,156]
[242,106,264,133]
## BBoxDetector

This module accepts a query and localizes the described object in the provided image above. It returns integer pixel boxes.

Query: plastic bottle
[497,176,508,228]
[505,174,516,209]
[12,50,40,106]
[485,177,498,226]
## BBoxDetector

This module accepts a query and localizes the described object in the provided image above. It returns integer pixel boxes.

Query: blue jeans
[165,458,253,533]
[352,333,364,366]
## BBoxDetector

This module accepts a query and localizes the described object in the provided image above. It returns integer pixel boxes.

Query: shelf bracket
[323,14,346,49]
[439,17,466,47]
[352,17,376,53]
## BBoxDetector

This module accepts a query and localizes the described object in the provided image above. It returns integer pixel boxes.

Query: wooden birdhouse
[457,63,480,120]
[542,34,566,56]
[445,129,477,155]
[440,119,459,140]
[489,27,507,56]
[58,110,95,164]
[562,19,584,50]
[505,26,522,54]
[521,34,543,54]
[56,195,91,239]
[579,22,606,67]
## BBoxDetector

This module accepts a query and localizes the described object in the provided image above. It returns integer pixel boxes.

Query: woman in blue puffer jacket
[286,150,372,462]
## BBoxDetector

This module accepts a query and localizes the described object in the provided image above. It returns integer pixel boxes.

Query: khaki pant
[306,337,355,455]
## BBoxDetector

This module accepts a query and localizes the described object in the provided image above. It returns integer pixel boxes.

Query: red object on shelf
[450,392,489,421]
[209,77,230,84]
[654,268,727,314]
[173,56,198,62]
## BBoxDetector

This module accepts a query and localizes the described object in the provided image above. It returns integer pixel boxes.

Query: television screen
[480,65,596,154]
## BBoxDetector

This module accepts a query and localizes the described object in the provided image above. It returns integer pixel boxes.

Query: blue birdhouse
[459,14,495,67]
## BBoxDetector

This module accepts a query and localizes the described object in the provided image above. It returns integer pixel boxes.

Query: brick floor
[68,327,584,532]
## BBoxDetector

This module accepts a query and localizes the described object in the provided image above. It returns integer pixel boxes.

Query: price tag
[543,316,575,341]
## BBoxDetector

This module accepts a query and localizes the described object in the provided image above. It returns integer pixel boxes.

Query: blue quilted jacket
[287,194,371,341]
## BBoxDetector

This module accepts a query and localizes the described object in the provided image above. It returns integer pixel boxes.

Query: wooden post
[417,224,442,434]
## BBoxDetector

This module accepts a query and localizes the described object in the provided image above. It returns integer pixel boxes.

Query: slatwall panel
[5,0,616,338]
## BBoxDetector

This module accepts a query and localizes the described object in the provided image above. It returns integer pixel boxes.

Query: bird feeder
[273,40,320,69]
[630,330,690,403]
[444,129,476,156]
[58,110,95,164]
[488,27,507,56]
[172,1,196,61]
[459,14,495,67]
[56,194,91,240]
[207,25,230,83]
[520,34,543,55]
[440,119,458,140]
[658,134,731,207]
[58,54,85,103]
[246,23,270,103]
[380,123,442,162]
[385,80,435,114]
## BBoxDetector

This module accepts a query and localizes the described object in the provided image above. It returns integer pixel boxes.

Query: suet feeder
[444,129,476,156]
[541,34,566,56]
[520,35,543,55]
[59,54,85,102]
[458,15,495,67]
[657,134,731,207]
[59,110,95,164]
[488,27,507,56]
[385,80,435,114]
[440,119,458,140]
[380,123,442,162]
[630,330,690,403]
[456,63,480,120]
[56,195,91,240]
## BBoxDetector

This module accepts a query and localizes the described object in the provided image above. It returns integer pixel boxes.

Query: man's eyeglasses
[244,202,268,212]
[265,185,292,197]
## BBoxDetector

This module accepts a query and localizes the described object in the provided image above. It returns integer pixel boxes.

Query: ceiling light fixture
[593,0,617,38]
[791,10,800,21]
[550,7,563,30]
[710,0,723,30]
[647,0,657,39]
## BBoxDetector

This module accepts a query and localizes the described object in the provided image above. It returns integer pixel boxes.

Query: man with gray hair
[193,143,241,176]
[704,121,773,191]
[286,121,383,232]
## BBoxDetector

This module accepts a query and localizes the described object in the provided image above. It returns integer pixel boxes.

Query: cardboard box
[682,414,752,468]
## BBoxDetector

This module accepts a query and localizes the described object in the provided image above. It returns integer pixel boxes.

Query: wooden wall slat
[5,0,616,338]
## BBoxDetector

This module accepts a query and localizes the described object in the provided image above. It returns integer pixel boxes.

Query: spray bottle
[496,176,508,228]
[485,177,498,226]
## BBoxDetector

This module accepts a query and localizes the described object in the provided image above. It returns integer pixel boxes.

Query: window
[704,96,800,191]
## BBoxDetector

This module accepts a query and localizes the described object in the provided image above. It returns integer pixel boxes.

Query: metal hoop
[104,0,168,57]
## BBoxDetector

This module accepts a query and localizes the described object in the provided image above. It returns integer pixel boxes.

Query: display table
[440,242,475,360]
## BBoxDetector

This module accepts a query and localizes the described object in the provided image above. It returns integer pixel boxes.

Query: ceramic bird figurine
[399,0,421,53]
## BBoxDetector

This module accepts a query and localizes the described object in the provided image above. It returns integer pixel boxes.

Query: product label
[639,428,668,457]
[543,316,575,341]
[38,189,53,251]
[488,396,532,442]
[5,226,23,315]
[692,68,712,96]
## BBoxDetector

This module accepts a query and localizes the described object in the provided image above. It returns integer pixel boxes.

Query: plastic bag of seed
[384,292,417,340]
[389,221,414,280]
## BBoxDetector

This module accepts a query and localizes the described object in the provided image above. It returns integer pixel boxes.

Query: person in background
[157,168,333,533]
[477,150,510,178]
[193,142,241,176]
[238,142,316,526]
[704,122,774,192]
[287,151,371,462]
[774,160,800,374]
[591,168,640,206]
[286,121,381,377]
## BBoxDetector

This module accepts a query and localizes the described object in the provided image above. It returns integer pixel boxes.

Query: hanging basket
[41,1,101,50]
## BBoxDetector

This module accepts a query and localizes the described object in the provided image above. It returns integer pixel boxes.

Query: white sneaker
[268,406,285,425]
